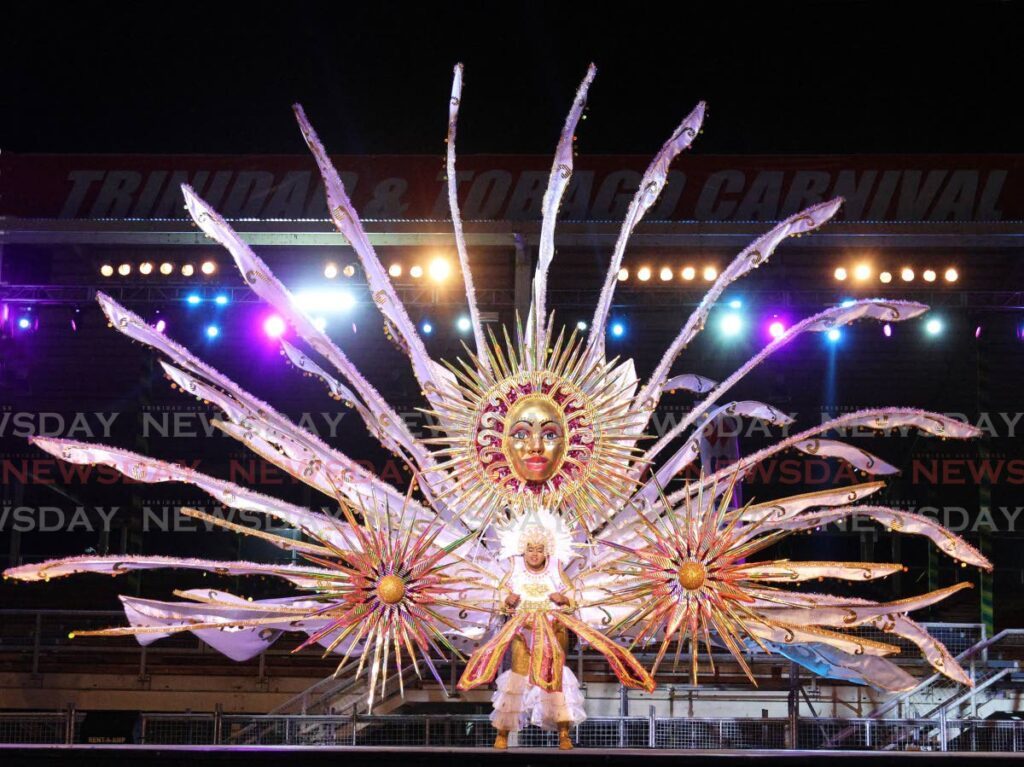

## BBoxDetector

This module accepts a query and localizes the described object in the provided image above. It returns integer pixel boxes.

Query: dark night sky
[3,1,1023,156]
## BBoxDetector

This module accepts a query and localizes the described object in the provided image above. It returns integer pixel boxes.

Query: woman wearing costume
[455,395,654,750]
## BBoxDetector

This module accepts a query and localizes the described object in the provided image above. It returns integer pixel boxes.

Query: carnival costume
[469,511,587,748]
[4,63,993,748]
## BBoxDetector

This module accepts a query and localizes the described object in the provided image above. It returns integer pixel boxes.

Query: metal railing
[134,712,1024,751]
[0,608,983,683]
[0,710,82,744]
[0,608,331,680]
[2,709,1024,751]
[867,626,1020,722]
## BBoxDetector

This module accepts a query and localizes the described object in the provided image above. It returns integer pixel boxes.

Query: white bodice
[507,557,564,610]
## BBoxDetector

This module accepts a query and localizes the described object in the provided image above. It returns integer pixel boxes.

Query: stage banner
[2,153,1022,222]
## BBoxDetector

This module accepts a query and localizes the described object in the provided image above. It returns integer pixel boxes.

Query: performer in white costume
[490,513,586,749]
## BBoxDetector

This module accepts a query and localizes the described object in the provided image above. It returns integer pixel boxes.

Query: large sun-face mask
[425,325,646,528]
[503,394,566,483]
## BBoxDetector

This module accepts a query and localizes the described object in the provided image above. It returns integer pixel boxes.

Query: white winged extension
[3,64,992,695]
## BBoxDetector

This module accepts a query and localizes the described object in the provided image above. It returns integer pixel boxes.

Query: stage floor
[3,745,1024,766]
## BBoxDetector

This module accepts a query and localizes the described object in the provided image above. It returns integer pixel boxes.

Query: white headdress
[496,506,576,565]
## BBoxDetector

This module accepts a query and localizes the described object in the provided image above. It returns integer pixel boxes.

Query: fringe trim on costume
[526,667,587,731]
[490,670,530,732]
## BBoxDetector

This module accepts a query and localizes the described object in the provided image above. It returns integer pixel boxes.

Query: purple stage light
[975,325,982,339]
[883,323,892,337]
[17,317,31,330]
[155,319,167,333]
[768,320,786,339]
[264,314,286,338]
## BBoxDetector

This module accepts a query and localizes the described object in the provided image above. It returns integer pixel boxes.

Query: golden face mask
[503,395,566,483]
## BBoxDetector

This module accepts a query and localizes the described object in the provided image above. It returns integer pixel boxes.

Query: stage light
[456,316,471,333]
[703,266,718,281]
[324,263,338,279]
[118,263,132,276]
[853,263,871,281]
[295,289,356,314]
[428,257,451,283]
[205,325,220,339]
[342,264,356,278]
[637,266,651,282]
[17,317,31,330]
[313,317,328,332]
[945,268,959,283]
[182,264,195,277]
[880,271,893,284]
[410,265,424,279]
[925,318,943,336]
[139,262,153,275]
[155,319,167,333]
[160,262,174,275]
[421,321,433,335]
[610,321,625,338]
[659,267,673,281]
[826,328,842,343]
[185,293,202,305]
[768,321,786,339]
[901,267,915,282]
[681,266,695,281]
[617,268,629,281]
[841,299,856,308]
[728,299,742,309]
[263,315,286,338]
[923,269,937,283]
[883,323,892,338]
[720,312,743,337]
[576,320,588,331]
[975,325,982,339]
[201,261,217,275]
[388,263,402,278]
[834,267,848,281]
[100,265,114,277]
[214,294,229,306]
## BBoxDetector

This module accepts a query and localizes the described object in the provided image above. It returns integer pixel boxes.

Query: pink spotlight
[883,323,892,338]
[768,320,786,339]
[975,325,982,339]
[264,314,286,338]
[155,319,167,333]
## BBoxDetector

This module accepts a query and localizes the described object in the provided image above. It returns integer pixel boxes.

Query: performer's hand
[504,593,521,609]
[548,592,570,607]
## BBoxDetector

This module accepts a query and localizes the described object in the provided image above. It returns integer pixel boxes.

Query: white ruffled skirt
[489,668,587,732]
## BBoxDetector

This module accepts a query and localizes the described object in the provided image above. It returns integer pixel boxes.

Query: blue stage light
[456,316,471,333]
[827,328,842,342]
[925,318,943,336]
[205,324,220,339]
[720,312,744,337]
[611,321,625,338]
[421,321,433,335]
[214,294,229,306]
[17,317,31,330]
[186,293,202,305]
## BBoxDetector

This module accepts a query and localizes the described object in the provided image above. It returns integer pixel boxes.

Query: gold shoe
[493,730,509,750]
[557,722,573,750]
